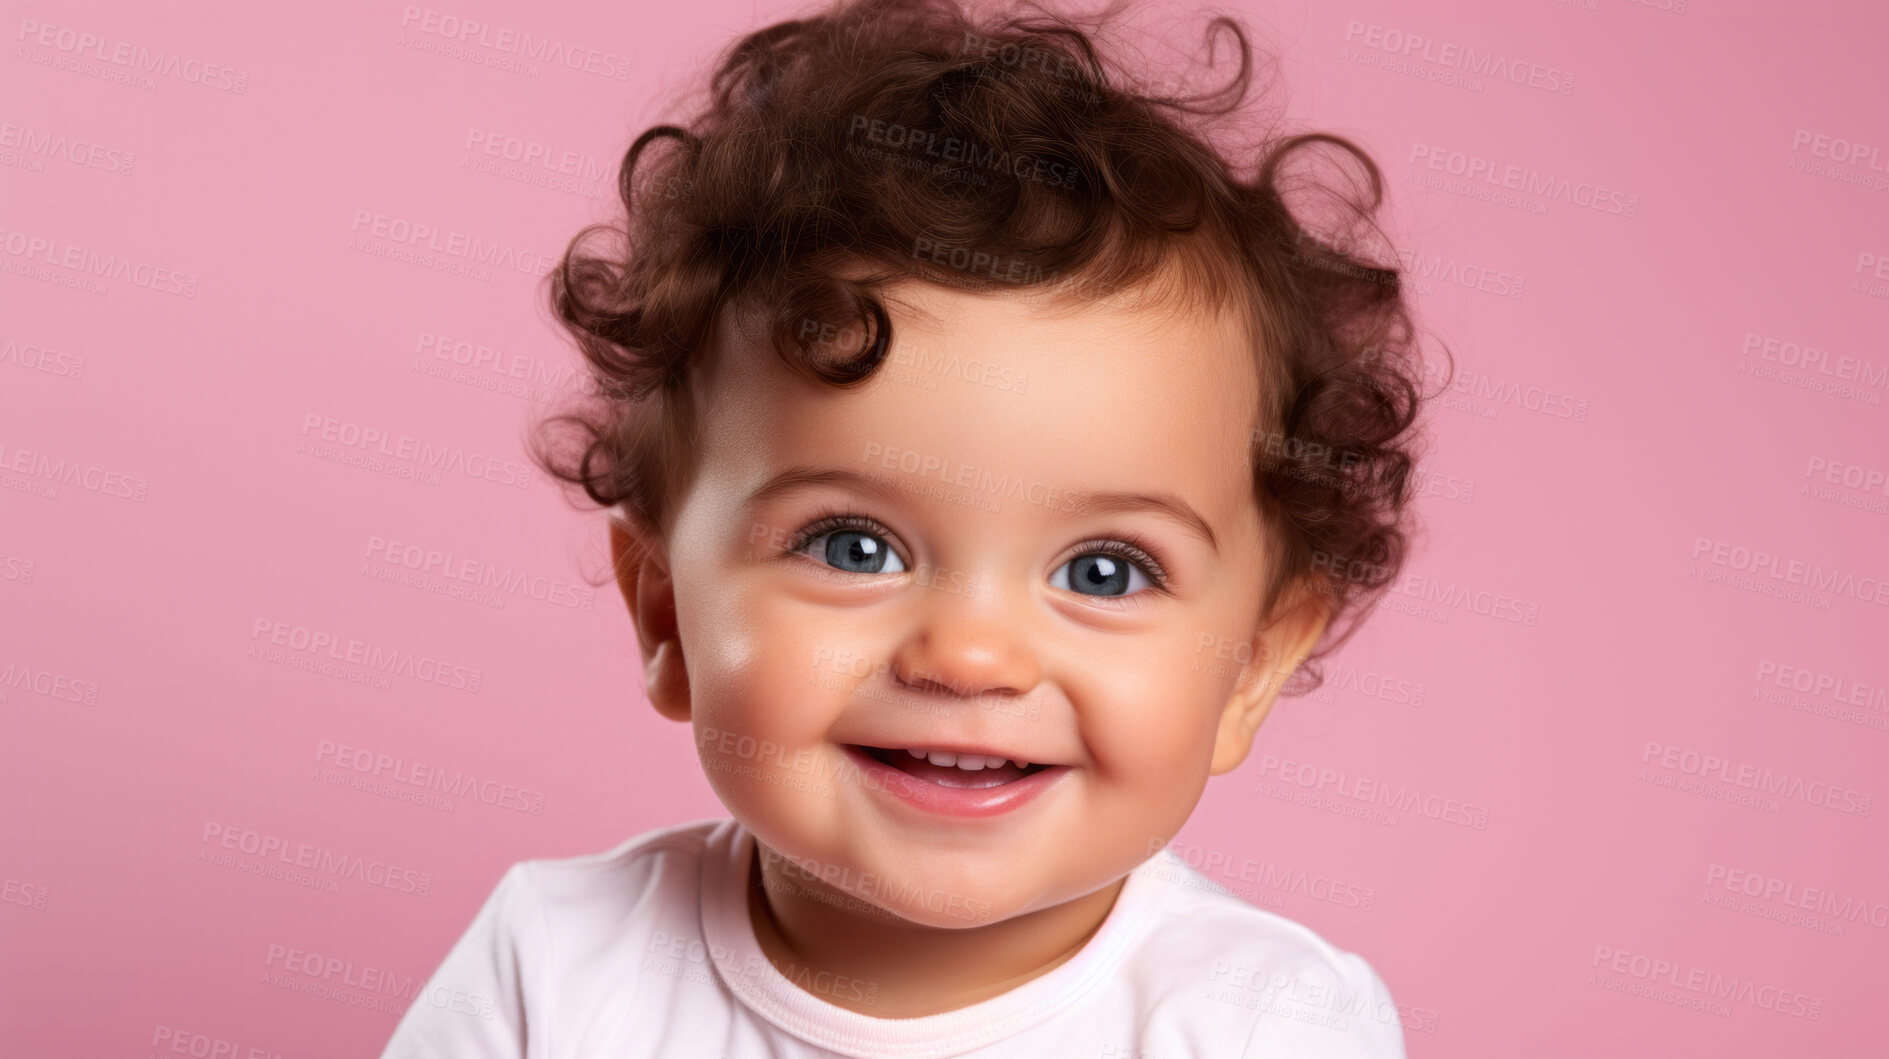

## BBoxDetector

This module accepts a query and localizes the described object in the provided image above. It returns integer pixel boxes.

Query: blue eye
[786,514,1170,595]
[1050,548,1158,597]
[792,519,908,574]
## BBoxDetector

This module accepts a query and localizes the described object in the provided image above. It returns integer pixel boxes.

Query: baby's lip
[844,740,1069,768]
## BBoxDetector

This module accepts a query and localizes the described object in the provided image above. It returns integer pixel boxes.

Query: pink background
[4,0,1886,1054]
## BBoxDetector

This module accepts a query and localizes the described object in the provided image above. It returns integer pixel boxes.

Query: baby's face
[655,275,1295,927]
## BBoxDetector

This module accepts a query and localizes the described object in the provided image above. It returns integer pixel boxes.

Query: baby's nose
[886,583,1043,702]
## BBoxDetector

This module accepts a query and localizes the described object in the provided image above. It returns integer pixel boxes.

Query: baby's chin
[776,831,1124,931]
[814,872,1068,933]
[723,766,1135,927]
[846,859,1135,936]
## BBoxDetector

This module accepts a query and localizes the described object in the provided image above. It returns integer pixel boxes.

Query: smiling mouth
[851,745,1052,789]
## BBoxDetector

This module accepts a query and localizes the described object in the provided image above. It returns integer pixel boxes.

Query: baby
[383,0,1436,1054]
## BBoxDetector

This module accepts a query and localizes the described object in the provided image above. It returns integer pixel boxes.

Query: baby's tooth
[899,749,1030,770]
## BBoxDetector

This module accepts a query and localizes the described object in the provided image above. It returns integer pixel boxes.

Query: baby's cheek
[1088,653,1219,759]
[694,619,850,755]
[681,587,782,711]
[689,653,836,826]
[698,655,806,741]
[1079,720,1200,829]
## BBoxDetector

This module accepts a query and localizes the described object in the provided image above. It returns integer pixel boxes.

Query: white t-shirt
[380,817,1406,1058]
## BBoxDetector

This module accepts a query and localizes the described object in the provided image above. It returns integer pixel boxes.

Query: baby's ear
[608,512,691,723]
[1207,577,1331,775]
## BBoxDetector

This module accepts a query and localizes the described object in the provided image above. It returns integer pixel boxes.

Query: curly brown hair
[528,0,1449,695]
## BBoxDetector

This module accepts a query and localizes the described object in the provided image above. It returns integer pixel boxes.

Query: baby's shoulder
[505,816,725,943]
[519,815,721,884]
[1136,850,1362,964]
[1128,850,1403,1047]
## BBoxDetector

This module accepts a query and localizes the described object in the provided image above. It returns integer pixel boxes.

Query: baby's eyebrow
[1071,489,1219,554]
[744,464,1219,555]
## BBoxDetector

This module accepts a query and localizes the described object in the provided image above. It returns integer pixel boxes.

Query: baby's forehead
[702,281,1264,476]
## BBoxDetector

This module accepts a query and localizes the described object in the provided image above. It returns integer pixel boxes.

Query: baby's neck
[746,841,1126,1018]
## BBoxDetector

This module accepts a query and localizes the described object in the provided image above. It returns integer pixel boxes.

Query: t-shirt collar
[698,818,1167,1058]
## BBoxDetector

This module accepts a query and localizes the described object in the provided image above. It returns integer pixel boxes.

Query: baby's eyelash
[783,509,1173,590]
[784,510,900,557]
[1068,534,1171,590]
